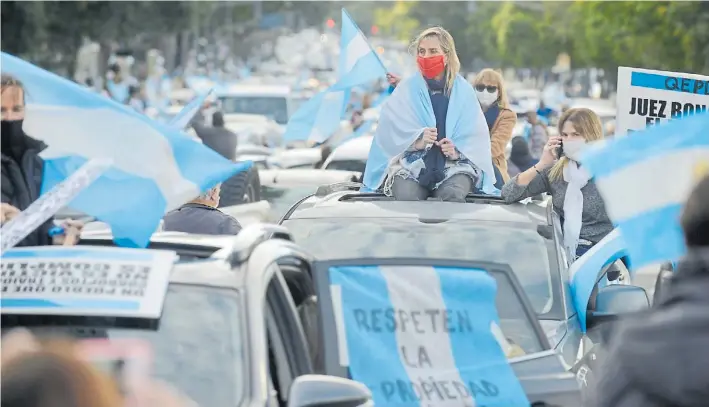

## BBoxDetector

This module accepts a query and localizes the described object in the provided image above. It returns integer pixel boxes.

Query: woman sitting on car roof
[501,108,613,260]
[361,27,497,201]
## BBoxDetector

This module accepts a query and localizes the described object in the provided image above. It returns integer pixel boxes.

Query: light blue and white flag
[283,8,387,144]
[168,89,213,130]
[329,265,529,407]
[580,112,709,268]
[362,74,497,193]
[568,228,628,331]
[1,52,248,248]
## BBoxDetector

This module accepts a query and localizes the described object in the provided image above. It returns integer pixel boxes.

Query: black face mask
[1,119,25,144]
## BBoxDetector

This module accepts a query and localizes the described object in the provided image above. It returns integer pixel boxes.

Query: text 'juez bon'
[628,97,706,126]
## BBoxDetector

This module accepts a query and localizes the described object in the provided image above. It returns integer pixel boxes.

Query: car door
[264,264,313,406]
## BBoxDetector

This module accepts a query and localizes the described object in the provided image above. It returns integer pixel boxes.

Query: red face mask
[417,55,445,79]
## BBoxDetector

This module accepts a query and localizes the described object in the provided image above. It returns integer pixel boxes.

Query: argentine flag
[283,8,387,144]
[330,265,529,407]
[168,89,213,130]
[580,112,709,269]
[568,228,627,331]
[1,53,248,248]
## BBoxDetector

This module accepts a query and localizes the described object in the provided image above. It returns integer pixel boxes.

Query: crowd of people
[2,23,707,407]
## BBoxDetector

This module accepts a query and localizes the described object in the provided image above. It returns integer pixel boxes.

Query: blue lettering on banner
[631,71,709,95]
[329,265,529,407]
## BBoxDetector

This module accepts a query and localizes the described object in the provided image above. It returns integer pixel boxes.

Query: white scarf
[563,160,591,259]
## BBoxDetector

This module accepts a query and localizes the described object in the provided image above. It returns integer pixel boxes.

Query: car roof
[286,191,549,226]
[259,169,359,186]
[216,85,291,97]
[326,136,373,163]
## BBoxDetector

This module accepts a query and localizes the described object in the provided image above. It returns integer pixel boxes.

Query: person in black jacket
[590,174,709,407]
[162,184,241,235]
[191,111,237,161]
[1,75,82,247]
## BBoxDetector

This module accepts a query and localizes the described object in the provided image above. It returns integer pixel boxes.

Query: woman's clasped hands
[414,128,459,160]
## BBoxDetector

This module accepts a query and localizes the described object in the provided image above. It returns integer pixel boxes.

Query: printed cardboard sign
[1,246,176,318]
[616,67,708,135]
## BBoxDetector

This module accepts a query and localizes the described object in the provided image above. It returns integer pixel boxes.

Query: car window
[262,185,317,221]
[5,285,245,407]
[324,159,366,173]
[285,218,560,318]
[220,96,288,125]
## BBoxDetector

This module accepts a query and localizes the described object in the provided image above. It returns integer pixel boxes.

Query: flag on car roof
[1,52,249,248]
[580,112,709,269]
[283,8,387,144]
[168,89,213,130]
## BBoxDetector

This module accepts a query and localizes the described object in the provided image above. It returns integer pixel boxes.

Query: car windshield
[262,185,318,221]
[3,285,244,407]
[220,96,288,125]
[324,159,366,173]
[285,218,560,318]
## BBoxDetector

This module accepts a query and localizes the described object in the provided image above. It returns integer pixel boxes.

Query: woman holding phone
[501,108,613,260]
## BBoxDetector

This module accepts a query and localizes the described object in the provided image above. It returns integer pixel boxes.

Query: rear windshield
[3,285,244,407]
[220,96,288,125]
[284,218,561,319]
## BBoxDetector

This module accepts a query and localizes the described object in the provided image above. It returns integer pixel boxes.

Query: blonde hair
[410,27,461,94]
[474,69,510,109]
[549,108,605,181]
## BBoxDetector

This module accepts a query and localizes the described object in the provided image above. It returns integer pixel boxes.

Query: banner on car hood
[1,246,176,319]
[329,265,529,407]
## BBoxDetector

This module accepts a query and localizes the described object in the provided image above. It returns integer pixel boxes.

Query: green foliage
[369,0,709,75]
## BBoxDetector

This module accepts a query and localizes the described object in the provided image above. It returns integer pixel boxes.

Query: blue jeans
[391,174,473,202]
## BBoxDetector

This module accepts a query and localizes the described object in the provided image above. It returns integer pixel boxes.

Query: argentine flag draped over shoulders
[1,52,248,248]
[363,73,496,192]
[283,9,387,144]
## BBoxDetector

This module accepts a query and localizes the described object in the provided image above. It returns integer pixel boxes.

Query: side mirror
[287,375,372,407]
[587,285,649,328]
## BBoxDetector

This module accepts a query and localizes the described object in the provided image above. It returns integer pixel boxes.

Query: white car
[267,148,322,169]
[322,135,373,173]
[216,84,308,127]
[259,168,361,220]
[224,113,283,146]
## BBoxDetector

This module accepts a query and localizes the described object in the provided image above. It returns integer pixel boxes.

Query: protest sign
[0,158,111,254]
[329,265,528,407]
[616,67,709,135]
[1,246,176,318]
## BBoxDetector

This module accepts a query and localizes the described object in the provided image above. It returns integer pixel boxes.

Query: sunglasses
[475,84,498,93]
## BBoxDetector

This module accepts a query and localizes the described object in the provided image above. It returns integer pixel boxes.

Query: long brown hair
[549,107,604,181]
[410,26,461,94]
[1,340,123,407]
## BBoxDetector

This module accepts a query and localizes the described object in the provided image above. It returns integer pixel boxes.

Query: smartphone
[556,140,564,159]
[76,339,152,396]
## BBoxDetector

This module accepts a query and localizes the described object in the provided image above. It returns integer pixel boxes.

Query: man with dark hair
[591,174,709,407]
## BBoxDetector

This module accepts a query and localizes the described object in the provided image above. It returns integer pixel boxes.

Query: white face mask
[563,139,587,161]
[476,90,499,107]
